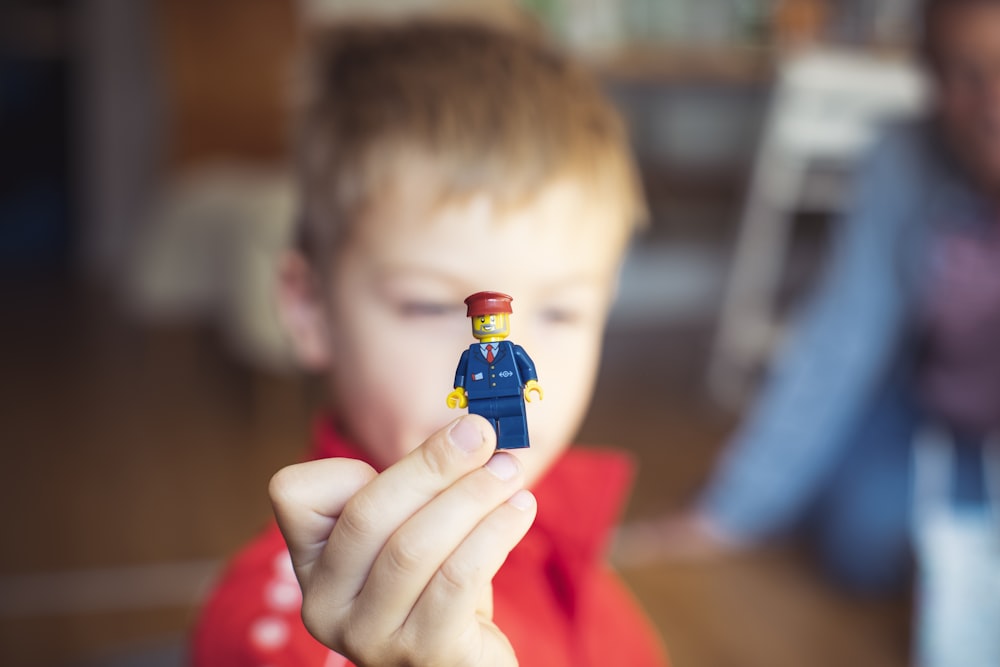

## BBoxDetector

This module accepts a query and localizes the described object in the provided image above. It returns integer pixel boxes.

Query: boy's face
[303,173,629,485]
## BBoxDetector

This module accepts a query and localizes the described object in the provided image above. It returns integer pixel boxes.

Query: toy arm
[447,350,470,409]
[523,379,543,402]
[512,344,541,402]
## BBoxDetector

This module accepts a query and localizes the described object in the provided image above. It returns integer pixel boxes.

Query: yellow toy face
[471,312,510,340]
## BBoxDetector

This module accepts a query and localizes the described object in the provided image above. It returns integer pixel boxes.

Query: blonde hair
[294,20,646,262]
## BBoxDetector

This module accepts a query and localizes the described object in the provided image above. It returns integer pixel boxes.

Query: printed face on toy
[471,313,510,341]
[316,169,631,486]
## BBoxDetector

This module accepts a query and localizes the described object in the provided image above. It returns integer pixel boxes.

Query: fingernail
[485,452,519,481]
[508,489,535,511]
[449,417,483,453]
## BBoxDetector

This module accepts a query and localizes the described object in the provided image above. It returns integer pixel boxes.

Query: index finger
[270,457,378,581]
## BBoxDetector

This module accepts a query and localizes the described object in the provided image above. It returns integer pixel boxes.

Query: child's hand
[269,415,537,667]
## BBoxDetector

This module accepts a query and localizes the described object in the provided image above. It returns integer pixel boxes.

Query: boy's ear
[276,251,331,370]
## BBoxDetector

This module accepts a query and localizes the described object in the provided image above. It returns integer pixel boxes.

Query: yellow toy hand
[446,387,468,409]
[524,380,544,402]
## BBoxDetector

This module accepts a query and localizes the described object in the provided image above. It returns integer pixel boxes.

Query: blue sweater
[700,120,996,539]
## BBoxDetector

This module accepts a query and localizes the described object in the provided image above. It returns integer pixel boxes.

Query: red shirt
[191,419,668,667]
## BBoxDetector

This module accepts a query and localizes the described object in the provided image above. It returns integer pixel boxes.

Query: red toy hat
[464,291,513,318]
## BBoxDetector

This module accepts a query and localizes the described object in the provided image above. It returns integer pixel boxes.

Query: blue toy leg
[467,397,502,445]
[467,396,530,449]
[495,395,529,450]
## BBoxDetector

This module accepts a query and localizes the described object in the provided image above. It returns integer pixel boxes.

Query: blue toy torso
[465,341,524,399]
[452,340,539,449]
[458,341,535,399]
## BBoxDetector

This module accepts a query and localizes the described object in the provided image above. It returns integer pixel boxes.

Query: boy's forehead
[340,182,625,304]
[362,211,609,275]
[365,169,633,246]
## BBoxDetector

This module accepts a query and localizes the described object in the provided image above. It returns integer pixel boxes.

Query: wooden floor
[0,276,911,667]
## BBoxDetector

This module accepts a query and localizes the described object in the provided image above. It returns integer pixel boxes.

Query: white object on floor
[911,429,1000,667]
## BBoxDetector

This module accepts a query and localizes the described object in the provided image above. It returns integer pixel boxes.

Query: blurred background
[1,0,927,665]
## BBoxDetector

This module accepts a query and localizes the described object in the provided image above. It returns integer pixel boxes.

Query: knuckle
[300,594,342,646]
[452,474,497,507]
[417,438,453,478]
[436,554,479,595]
[384,531,428,575]
[337,623,370,664]
[394,628,434,666]
[301,599,378,664]
[299,595,322,634]
[268,465,302,508]
[337,492,380,541]
[339,616,398,666]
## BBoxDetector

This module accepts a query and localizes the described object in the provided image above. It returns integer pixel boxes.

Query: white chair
[707,47,929,408]
[125,165,298,371]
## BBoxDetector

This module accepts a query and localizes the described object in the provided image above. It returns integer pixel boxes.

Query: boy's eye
[397,302,459,318]
[541,308,581,325]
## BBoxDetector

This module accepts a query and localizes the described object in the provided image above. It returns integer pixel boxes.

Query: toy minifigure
[446,291,543,449]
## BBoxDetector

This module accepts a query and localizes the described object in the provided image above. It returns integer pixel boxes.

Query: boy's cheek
[533,331,602,382]
[527,342,600,418]
[325,342,455,455]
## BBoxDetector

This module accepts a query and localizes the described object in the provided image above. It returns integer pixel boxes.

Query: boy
[191,19,668,667]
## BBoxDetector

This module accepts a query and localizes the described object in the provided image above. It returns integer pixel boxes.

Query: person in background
[628,0,1000,592]
[191,17,668,667]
